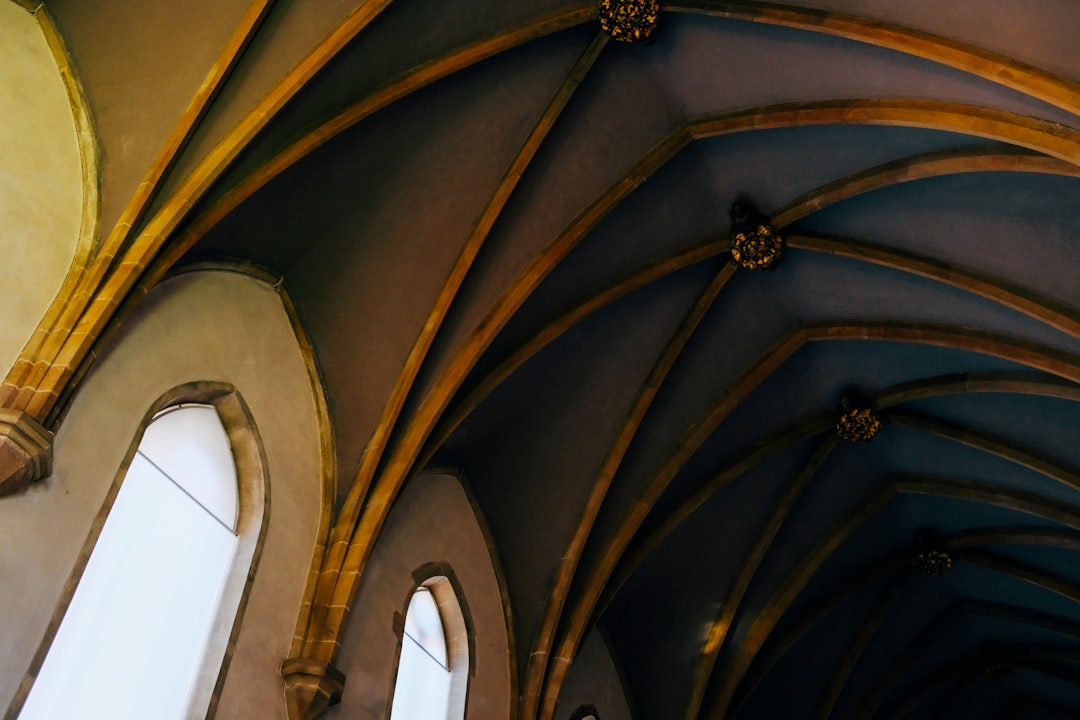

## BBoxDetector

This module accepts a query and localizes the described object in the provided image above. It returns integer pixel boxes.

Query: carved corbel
[281,658,345,720]
[0,409,53,496]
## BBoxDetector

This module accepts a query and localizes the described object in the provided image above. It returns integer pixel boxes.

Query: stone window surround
[5,381,268,720]
[387,562,475,720]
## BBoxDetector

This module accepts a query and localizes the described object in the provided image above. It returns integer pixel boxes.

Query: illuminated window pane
[389,588,452,720]
[138,405,238,530]
[20,406,239,720]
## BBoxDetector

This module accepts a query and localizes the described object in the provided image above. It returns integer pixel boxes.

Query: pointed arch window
[570,705,601,720]
[389,578,469,720]
[19,403,253,720]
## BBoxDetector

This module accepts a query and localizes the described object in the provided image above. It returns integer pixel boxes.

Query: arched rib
[547,328,810,713]
[48,98,1080,435]
[18,3,1080,457]
[278,286,340,658]
[285,103,1080,561]
[319,100,1080,678]
[688,101,1080,164]
[437,206,1080,463]
[666,1,1080,117]
[601,416,831,614]
[529,262,737,720]
[146,3,599,284]
[898,477,1080,531]
[429,143,1080,469]
[703,482,899,719]
[8,0,400,420]
[732,555,906,716]
[771,145,1080,228]
[858,603,1080,719]
[868,544,1080,720]
[958,547,1080,605]
[161,0,1080,274]
[707,484,1080,719]
[878,645,1080,720]
[153,0,1080,277]
[2,0,269,396]
[876,372,1080,408]
[3,6,101,407]
[815,572,912,720]
[551,326,1080,719]
[738,481,1080,716]
[733,545,1080,720]
[961,600,1080,640]
[804,322,1080,383]
[950,526,1080,552]
[684,435,840,719]
[890,410,1080,494]
[298,32,611,661]
[422,238,730,465]
[304,123,695,663]
[613,373,1080,607]
[102,0,274,267]
[788,234,1080,340]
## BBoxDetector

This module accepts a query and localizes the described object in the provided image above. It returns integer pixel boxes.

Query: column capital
[0,409,52,496]
[281,657,345,720]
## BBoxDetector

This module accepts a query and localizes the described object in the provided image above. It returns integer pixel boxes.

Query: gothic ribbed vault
[18,1,1080,717]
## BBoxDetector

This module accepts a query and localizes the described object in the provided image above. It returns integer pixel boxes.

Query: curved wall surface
[0,1,86,373]
[0,270,326,719]
[332,470,514,720]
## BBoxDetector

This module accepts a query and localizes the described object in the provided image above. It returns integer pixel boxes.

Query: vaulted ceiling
[45,1,1080,718]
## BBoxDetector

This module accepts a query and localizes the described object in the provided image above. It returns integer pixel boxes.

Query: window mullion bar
[137,450,236,535]
[404,630,449,672]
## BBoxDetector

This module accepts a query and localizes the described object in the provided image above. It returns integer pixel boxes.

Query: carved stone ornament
[0,409,53,496]
[599,0,660,43]
[729,200,783,270]
[835,395,882,442]
[281,658,345,720]
[912,549,953,576]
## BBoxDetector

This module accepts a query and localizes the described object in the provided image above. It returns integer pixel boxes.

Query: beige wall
[0,1,85,373]
[330,471,513,720]
[0,270,326,719]
[558,630,633,720]
[0,264,628,719]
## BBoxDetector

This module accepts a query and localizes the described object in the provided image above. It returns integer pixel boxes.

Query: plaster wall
[0,1,83,374]
[45,0,251,234]
[330,471,513,720]
[0,271,325,719]
[558,630,633,720]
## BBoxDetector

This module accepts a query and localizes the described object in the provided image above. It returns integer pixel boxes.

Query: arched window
[19,402,257,720]
[390,577,469,720]
[570,705,601,720]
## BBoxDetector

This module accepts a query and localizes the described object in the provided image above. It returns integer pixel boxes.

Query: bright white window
[20,405,240,720]
[390,587,453,720]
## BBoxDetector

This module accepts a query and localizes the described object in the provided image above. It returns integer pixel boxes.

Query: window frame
[8,382,268,720]
[388,565,474,720]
